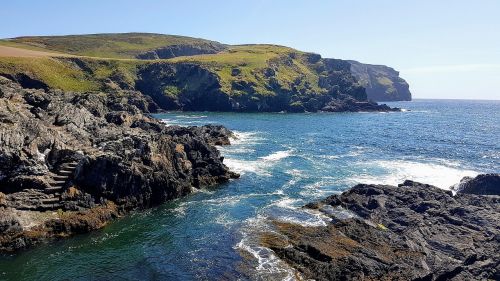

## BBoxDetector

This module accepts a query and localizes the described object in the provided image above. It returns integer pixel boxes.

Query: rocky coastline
[0,77,238,252]
[261,174,500,281]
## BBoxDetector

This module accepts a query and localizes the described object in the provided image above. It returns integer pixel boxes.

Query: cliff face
[136,43,227,59]
[0,77,238,251]
[134,52,397,112]
[0,34,411,110]
[349,60,412,101]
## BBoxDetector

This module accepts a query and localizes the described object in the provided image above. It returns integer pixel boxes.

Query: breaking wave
[348,159,479,190]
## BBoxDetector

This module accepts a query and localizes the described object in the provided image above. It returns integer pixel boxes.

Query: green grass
[376,76,393,87]
[0,56,149,92]
[0,40,69,54]
[170,45,326,96]
[0,57,98,91]
[3,33,225,59]
[0,38,329,98]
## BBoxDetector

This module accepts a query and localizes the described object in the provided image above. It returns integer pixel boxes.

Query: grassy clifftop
[0,33,407,111]
[1,33,225,59]
[0,56,145,91]
[171,45,325,96]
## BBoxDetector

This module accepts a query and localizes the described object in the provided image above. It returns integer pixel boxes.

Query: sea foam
[349,159,478,190]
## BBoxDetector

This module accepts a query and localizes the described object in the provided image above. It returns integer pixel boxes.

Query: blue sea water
[0,99,498,280]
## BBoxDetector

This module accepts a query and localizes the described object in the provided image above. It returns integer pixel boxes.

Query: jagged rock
[136,43,227,60]
[349,60,412,102]
[0,78,238,251]
[321,96,400,112]
[453,173,499,195]
[264,175,500,281]
[134,57,399,113]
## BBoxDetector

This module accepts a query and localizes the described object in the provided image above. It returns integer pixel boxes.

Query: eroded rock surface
[0,77,238,251]
[349,61,412,102]
[263,175,500,280]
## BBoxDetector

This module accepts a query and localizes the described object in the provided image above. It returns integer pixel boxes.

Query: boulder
[453,173,499,195]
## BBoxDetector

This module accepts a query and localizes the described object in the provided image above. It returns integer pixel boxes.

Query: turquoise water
[1,99,499,280]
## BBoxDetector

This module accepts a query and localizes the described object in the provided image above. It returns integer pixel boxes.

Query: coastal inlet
[0,98,499,280]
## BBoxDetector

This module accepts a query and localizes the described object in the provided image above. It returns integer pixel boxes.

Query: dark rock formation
[135,58,398,113]
[349,60,412,102]
[136,43,227,59]
[0,77,238,251]
[136,63,234,111]
[452,174,499,195]
[321,96,400,112]
[263,175,500,280]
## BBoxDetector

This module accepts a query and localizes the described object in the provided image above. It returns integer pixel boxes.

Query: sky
[1,0,499,100]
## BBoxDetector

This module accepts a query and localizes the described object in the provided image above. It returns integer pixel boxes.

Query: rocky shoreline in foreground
[0,77,238,252]
[261,174,500,281]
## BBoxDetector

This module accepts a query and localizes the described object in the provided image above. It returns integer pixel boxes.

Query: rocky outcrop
[262,175,500,280]
[135,58,398,113]
[452,174,499,195]
[136,62,234,111]
[321,95,400,112]
[136,43,227,59]
[0,77,238,251]
[349,60,412,102]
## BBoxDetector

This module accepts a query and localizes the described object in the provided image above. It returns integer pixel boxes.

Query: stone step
[41,197,60,204]
[49,180,67,186]
[57,170,74,176]
[40,203,63,210]
[44,186,63,193]
[16,203,63,211]
[52,175,69,180]
[16,205,39,211]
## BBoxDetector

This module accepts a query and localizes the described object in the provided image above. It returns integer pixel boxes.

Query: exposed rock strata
[135,59,399,113]
[262,175,500,280]
[349,60,412,102]
[136,43,227,60]
[0,77,238,251]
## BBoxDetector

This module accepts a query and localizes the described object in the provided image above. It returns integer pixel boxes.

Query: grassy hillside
[0,43,327,96]
[171,45,326,96]
[0,56,150,91]
[1,33,225,59]
[0,33,372,111]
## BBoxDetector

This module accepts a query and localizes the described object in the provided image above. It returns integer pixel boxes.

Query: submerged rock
[262,175,500,280]
[0,77,238,251]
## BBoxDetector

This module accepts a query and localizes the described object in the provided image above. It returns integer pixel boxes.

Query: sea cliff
[0,33,411,112]
[0,77,238,251]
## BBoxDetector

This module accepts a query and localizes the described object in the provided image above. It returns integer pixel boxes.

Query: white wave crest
[224,149,294,176]
[223,158,271,176]
[230,131,264,146]
[259,150,294,162]
[174,115,208,119]
[348,160,478,190]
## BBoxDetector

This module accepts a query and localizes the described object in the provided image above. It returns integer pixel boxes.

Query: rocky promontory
[0,77,238,251]
[1,33,410,113]
[349,60,412,102]
[262,174,500,280]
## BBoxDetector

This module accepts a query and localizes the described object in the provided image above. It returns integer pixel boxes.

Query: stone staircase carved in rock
[40,161,79,211]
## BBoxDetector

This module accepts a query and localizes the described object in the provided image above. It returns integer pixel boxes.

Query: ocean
[1,99,498,280]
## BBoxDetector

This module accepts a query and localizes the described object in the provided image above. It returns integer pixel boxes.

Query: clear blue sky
[1,0,499,100]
